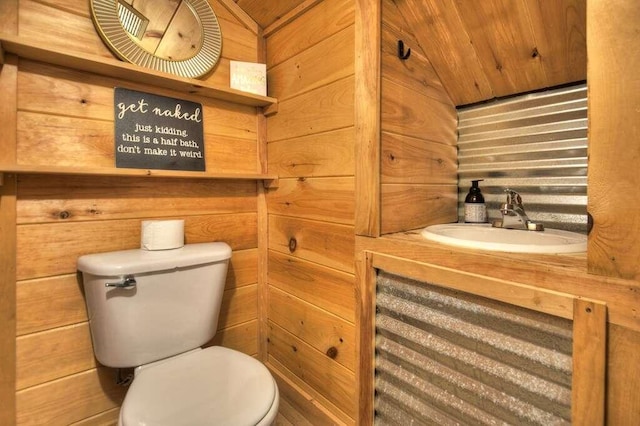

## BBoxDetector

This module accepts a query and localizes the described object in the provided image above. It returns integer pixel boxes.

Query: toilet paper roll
[141,220,185,250]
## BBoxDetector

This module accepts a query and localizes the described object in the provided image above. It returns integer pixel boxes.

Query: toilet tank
[77,242,232,368]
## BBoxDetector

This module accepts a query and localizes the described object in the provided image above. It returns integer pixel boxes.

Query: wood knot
[288,237,297,252]
[326,346,338,359]
[58,211,71,220]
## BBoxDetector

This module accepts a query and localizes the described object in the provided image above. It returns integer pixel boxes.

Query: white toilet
[77,242,279,426]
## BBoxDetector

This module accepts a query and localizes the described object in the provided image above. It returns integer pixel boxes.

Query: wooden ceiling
[236,0,587,106]
[234,0,307,28]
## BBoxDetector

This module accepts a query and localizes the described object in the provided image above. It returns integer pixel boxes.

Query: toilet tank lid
[77,242,231,276]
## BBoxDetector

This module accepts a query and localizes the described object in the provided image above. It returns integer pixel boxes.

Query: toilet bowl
[77,242,278,425]
[118,347,279,426]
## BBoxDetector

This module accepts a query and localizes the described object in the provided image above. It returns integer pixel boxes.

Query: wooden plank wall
[587,0,640,281]
[265,0,357,423]
[379,0,458,234]
[2,0,264,424]
[586,1,640,422]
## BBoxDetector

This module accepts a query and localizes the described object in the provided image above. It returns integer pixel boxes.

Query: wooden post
[0,52,17,426]
[354,0,381,237]
[587,0,640,280]
[572,298,606,425]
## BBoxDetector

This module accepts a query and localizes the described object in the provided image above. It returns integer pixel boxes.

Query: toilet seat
[119,346,278,426]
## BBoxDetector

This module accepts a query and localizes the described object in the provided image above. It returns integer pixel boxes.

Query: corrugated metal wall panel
[374,271,573,425]
[457,84,588,233]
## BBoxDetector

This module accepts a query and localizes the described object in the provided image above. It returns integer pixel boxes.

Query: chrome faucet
[492,189,544,231]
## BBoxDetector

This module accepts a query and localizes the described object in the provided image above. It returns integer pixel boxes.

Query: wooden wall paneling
[0,55,18,165]
[16,274,86,336]
[381,0,414,37]
[262,0,325,37]
[16,61,260,172]
[16,323,95,390]
[218,284,258,330]
[17,60,113,119]
[381,184,458,233]
[381,132,457,184]
[266,76,354,142]
[265,0,354,67]
[16,247,255,336]
[16,175,257,224]
[226,248,259,287]
[586,0,640,281]
[18,0,261,89]
[0,0,17,35]
[187,214,259,246]
[268,215,355,274]
[269,366,345,426]
[18,0,112,59]
[381,0,451,106]
[524,0,587,87]
[606,324,640,423]
[0,174,17,426]
[263,0,357,421]
[214,0,259,35]
[268,128,355,178]
[397,0,493,105]
[16,368,126,425]
[202,135,258,174]
[17,57,261,133]
[267,322,356,420]
[208,320,258,356]
[68,408,120,426]
[266,177,355,225]
[28,0,89,16]
[454,0,547,97]
[268,251,356,323]
[379,0,458,236]
[17,113,113,167]
[267,25,354,101]
[380,78,457,144]
[214,10,260,63]
[354,0,381,237]
[16,213,258,280]
[269,287,355,372]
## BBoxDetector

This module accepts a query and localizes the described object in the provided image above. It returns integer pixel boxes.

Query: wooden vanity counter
[357,229,640,332]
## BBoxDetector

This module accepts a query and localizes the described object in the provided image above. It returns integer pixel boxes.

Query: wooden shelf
[0,34,277,108]
[0,165,278,187]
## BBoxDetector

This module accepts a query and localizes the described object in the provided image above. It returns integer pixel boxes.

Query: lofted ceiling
[236,0,587,106]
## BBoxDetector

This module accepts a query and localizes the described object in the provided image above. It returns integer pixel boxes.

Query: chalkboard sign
[114,88,205,171]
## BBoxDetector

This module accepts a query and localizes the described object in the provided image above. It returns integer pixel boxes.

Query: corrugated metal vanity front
[356,234,610,425]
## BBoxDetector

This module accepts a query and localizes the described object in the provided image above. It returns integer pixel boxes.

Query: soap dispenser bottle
[464,180,487,223]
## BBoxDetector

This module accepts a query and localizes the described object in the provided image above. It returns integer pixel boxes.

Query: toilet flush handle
[105,275,137,288]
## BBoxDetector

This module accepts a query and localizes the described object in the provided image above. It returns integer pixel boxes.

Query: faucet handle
[504,189,523,206]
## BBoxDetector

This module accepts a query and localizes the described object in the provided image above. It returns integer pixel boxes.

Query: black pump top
[465,179,485,203]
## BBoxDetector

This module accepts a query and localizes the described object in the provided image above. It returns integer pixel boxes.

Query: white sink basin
[421,223,587,254]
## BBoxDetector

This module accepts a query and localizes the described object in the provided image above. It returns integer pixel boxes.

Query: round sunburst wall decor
[91,0,222,79]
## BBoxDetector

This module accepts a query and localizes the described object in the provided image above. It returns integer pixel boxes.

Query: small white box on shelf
[230,61,267,96]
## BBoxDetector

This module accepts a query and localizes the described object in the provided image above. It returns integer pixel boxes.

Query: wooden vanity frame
[356,235,608,425]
